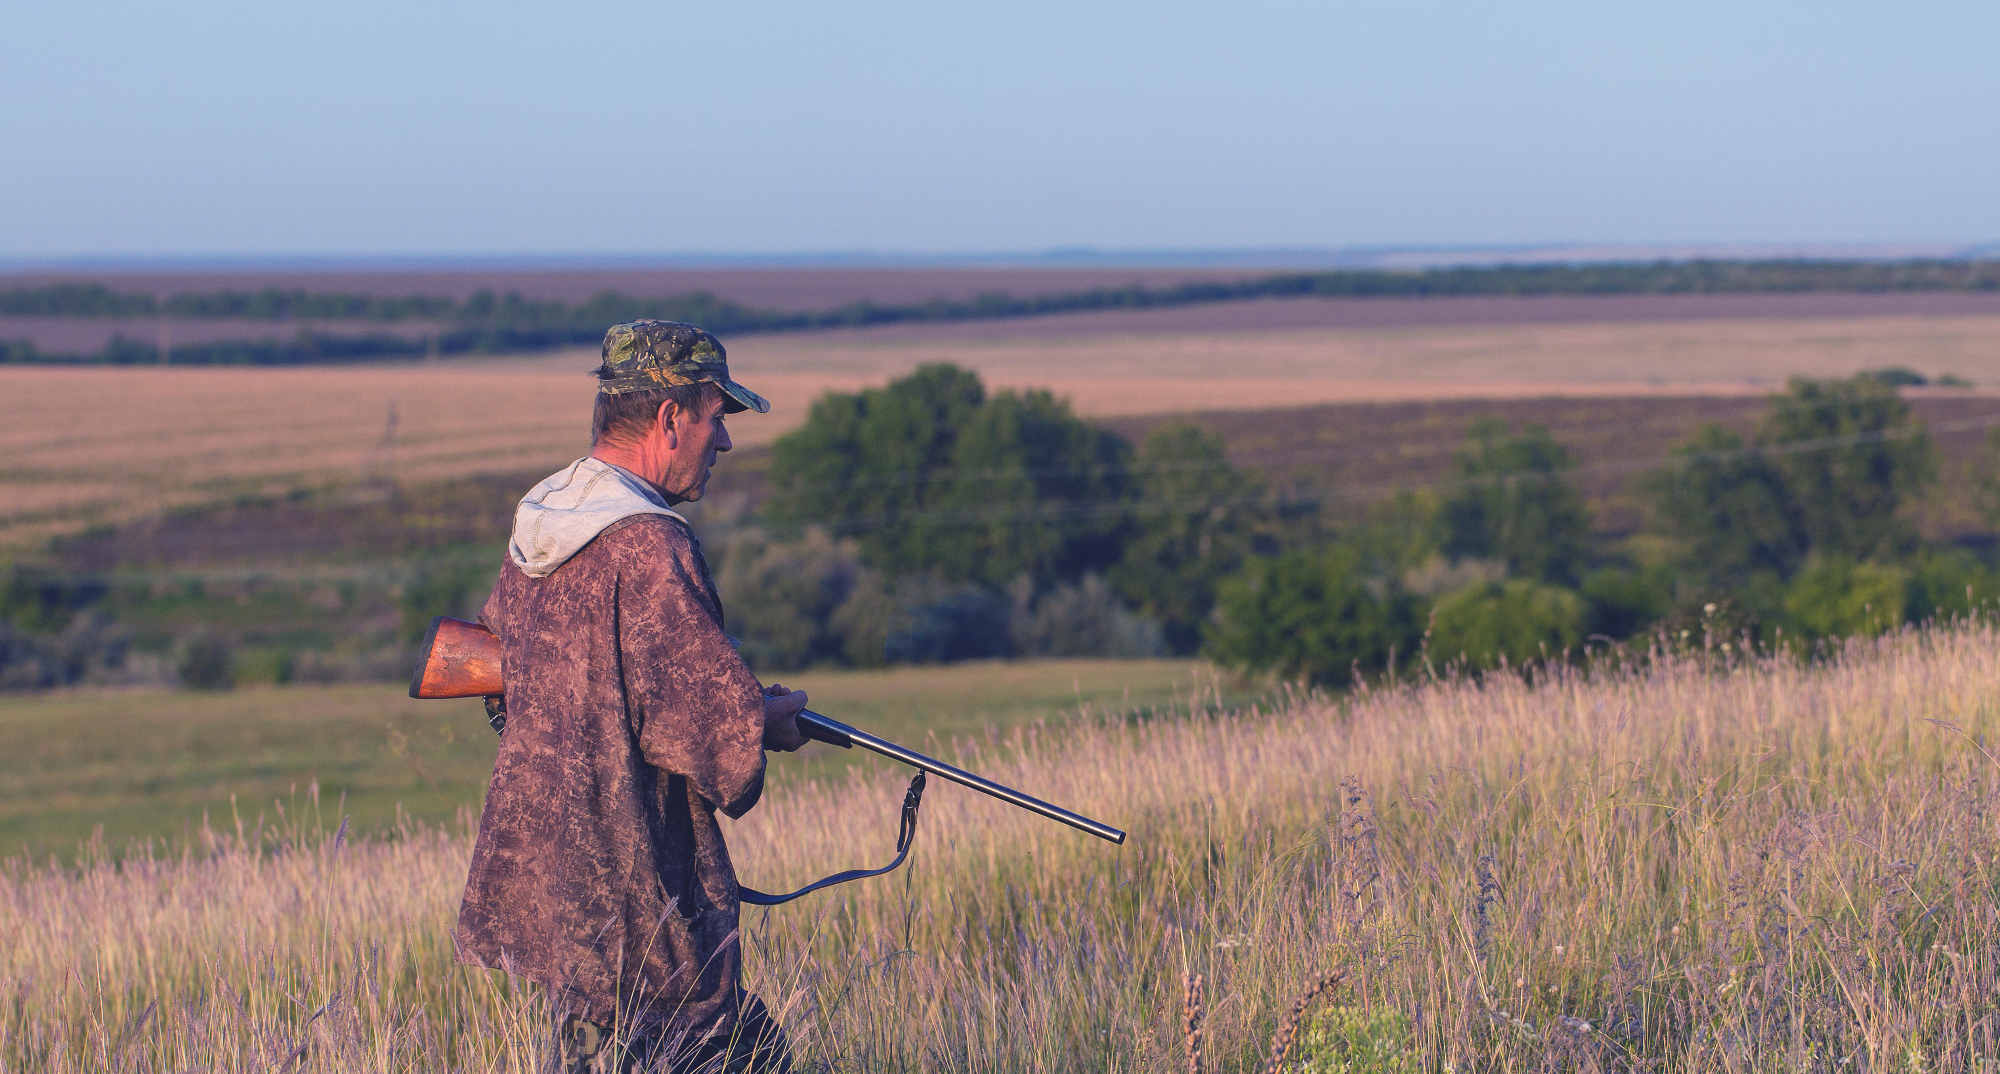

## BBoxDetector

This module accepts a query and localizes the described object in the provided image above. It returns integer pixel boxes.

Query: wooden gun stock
[409,616,504,699]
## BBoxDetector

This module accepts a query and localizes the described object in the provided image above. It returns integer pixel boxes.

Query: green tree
[925,387,1133,587]
[1109,422,1262,654]
[1760,376,1937,559]
[1426,579,1587,670]
[1438,418,1589,584]
[1901,548,2000,624]
[1206,546,1420,686]
[1780,555,1907,642]
[767,362,983,567]
[766,364,1132,588]
[1641,423,1808,584]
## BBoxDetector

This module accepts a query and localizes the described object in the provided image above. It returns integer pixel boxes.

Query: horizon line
[4,240,1998,276]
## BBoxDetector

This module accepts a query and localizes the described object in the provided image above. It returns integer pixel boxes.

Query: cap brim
[719,379,771,415]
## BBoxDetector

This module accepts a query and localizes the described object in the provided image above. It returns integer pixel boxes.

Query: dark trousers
[558,993,792,1074]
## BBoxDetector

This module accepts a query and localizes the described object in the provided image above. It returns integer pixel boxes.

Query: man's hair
[590,381,717,446]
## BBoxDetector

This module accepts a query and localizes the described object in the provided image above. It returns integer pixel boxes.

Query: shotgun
[409,617,1125,902]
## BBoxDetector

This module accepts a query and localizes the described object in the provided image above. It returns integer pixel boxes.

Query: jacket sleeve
[615,522,769,818]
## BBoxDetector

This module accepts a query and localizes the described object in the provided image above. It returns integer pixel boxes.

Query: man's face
[659,389,732,502]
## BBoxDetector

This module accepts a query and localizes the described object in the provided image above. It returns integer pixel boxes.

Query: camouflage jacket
[456,514,768,1037]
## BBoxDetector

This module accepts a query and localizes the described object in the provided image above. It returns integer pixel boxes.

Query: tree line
[7,258,2000,366]
[2,363,1993,689]
[718,365,2000,678]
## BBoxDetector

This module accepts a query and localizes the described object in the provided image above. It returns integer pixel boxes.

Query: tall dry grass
[7,623,2000,1071]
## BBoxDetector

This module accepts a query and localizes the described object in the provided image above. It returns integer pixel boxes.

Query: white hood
[508,457,687,578]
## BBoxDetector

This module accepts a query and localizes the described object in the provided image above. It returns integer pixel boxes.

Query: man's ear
[654,399,680,449]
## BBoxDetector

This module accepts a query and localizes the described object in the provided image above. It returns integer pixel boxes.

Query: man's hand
[761,683,809,753]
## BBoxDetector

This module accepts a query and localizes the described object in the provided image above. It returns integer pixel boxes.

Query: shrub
[1902,548,2000,623]
[1781,555,1907,642]
[177,633,237,690]
[1013,574,1164,658]
[1427,579,1587,670]
[1207,546,1420,686]
[1294,1006,1420,1074]
[714,529,869,671]
[879,578,1014,665]
[818,572,1014,667]
[1579,567,1673,641]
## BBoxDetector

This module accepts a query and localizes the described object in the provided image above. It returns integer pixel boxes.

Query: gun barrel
[798,710,1126,845]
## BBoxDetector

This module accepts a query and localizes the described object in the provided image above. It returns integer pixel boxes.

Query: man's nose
[716,423,732,452]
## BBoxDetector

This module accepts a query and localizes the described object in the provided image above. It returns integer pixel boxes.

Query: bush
[1781,555,1907,643]
[1012,574,1165,658]
[0,613,160,691]
[1427,579,1587,670]
[714,529,869,671]
[879,577,1014,665]
[1207,546,1420,686]
[1902,548,2000,623]
[1643,594,1766,655]
[1294,1005,1420,1074]
[177,634,237,690]
[1580,567,1673,641]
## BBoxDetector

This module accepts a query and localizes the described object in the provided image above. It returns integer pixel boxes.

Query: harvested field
[8,308,2000,549]
[785,290,2000,340]
[731,308,2000,402]
[7,623,2000,1070]
[0,361,864,550]
[44,392,2000,575]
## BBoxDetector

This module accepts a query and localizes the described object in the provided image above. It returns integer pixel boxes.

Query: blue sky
[4,1,1996,258]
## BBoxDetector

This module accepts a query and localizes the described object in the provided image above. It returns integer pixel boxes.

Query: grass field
[9,306,2000,550]
[0,658,1240,862]
[7,623,2000,1070]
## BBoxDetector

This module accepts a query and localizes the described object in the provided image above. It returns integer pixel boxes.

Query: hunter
[455,320,809,1073]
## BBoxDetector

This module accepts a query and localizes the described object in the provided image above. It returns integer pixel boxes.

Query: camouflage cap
[593,320,771,414]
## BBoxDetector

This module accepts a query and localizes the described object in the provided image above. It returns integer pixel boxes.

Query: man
[456,320,810,1073]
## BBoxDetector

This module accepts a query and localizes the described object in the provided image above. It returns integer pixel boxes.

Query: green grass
[0,658,1241,861]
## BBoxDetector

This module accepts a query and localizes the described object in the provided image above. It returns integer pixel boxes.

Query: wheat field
[6,623,2000,1071]
[8,309,2000,550]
